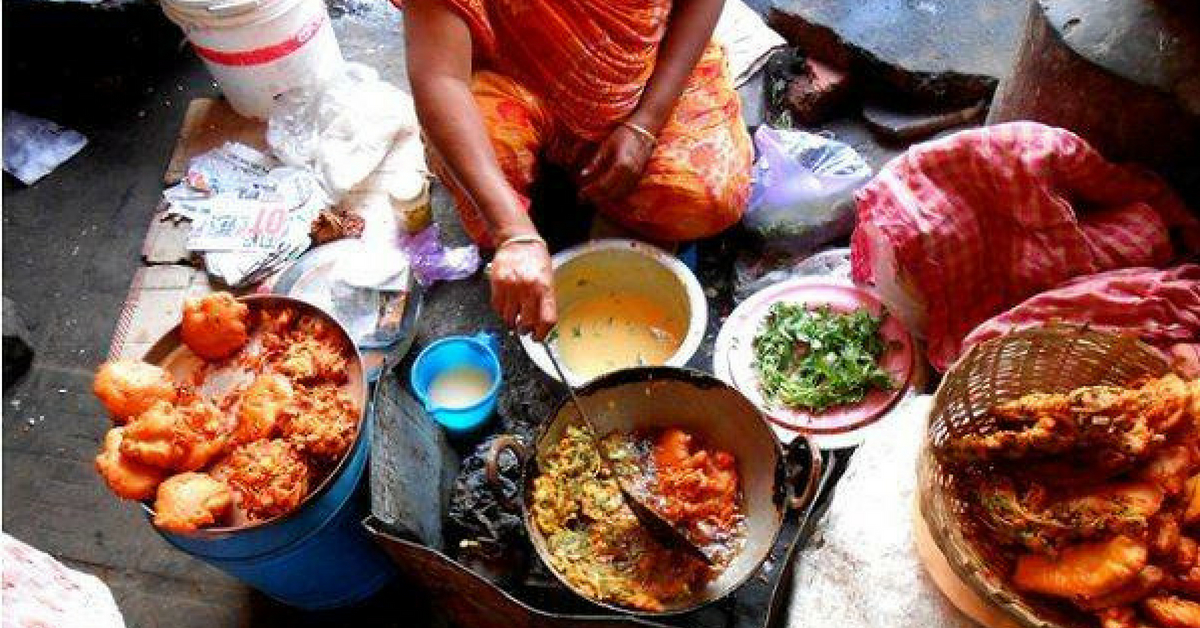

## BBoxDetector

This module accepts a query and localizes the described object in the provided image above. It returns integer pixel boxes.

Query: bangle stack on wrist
[496,234,547,250]
[620,120,657,146]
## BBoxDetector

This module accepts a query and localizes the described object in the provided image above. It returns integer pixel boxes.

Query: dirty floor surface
[2,2,441,626]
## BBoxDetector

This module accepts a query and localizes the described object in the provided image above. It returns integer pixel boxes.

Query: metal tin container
[141,294,395,609]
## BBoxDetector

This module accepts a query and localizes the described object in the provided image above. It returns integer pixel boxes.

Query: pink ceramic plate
[717,279,913,435]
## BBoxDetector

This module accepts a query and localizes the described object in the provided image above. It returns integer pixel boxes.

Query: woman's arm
[405,0,556,338]
[580,0,726,203]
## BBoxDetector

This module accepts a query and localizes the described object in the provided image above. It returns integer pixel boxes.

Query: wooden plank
[163,98,269,186]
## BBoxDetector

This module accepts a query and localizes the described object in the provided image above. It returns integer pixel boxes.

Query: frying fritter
[152,472,232,533]
[1013,535,1148,600]
[1137,446,1197,496]
[93,360,178,423]
[1144,595,1200,628]
[274,338,348,384]
[95,427,168,500]
[120,399,233,471]
[232,374,294,444]
[211,439,309,522]
[181,292,250,361]
[280,384,358,460]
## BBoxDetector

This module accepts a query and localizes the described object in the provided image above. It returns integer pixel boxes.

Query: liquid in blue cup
[410,332,502,433]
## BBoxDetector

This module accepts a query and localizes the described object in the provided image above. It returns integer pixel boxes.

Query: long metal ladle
[540,338,713,565]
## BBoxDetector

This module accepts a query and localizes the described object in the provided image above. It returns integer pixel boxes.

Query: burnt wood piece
[862,100,987,144]
[988,0,1200,206]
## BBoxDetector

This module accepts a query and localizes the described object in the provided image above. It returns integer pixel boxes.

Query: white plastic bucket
[161,0,344,119]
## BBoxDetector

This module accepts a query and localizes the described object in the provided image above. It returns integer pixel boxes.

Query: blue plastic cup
[410,332,502,433]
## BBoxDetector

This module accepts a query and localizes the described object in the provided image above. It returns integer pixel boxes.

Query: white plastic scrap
[267,62,419,200]
[2,110,88,185]
[1,533,126,628]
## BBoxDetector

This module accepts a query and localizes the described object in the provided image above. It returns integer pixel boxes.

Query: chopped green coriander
[752,304,894,412]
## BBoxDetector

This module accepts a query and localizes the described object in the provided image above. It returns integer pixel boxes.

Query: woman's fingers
[534,288,558,340]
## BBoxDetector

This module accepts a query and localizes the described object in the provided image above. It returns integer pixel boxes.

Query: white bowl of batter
[520,239,708,387]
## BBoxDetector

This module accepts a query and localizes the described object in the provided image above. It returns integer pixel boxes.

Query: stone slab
[768,0,1027,106]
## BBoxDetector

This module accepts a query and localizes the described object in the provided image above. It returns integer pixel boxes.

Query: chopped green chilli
[751,304,894,412]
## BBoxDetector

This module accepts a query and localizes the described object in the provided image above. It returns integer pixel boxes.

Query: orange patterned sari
[424,0,752,246]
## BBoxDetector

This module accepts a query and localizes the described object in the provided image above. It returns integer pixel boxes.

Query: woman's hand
[489,240,557,340]
[579,124,655,204]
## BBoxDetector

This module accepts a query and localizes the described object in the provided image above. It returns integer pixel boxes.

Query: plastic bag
[744,126,871,247]
[267,62,418,201]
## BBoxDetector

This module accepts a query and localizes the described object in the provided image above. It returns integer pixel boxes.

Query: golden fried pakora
[978,479,1164,553]
[1144,596,1200,628]
[120,399,233,471]
[211,439,309,522]
[233,374,294,444]
[95,427,169,500]
[946,376,1196,465]
[93,360,178,423]
[280,385,358,460]
[181,292,250,361]
[1013,535,1148,600]
[152,472,233,533]
[274,338,348,384]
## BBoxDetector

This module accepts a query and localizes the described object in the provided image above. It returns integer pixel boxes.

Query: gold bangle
[496,234,547,250]
[620,120,657,146]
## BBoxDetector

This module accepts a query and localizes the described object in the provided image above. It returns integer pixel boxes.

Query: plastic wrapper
[745,126,871,248]
[267,62,419,200]
[399,224,481,287]
[2,533,126,628]
[787,395,974,628]
[734,247,852,302]
[2,110,87,185]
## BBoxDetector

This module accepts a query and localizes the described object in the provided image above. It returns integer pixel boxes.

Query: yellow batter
[555,291,684,379]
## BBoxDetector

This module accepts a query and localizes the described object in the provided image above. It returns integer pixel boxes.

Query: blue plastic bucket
[151,416,395,610]
[410,332,502,433]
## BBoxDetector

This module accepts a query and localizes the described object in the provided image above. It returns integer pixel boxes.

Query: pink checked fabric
[850,122,1200,371]
[963,265,1200,359]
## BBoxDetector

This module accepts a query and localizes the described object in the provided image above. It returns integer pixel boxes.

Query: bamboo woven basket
[917,324,1170,628]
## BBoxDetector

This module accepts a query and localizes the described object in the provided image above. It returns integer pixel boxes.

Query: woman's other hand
[579,124,655,204]
[489,239,557,340]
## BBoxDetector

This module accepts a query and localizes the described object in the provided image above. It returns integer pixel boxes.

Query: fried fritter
[1077,566,1166,611]
[1013,535,1148,600]
[211,439,309,522]
[181,292,250,361]
[1137,446,1196,496]
[93,360,178,423]
[120,399,233,471]
[274,338,348,384]
[280,385,358,460]
[944,376,1195,465]
[152,472,232,533]
[232,374,294,444]
[977,479,1163,553]
[95,427,168,500]
[1144,595,1200,628]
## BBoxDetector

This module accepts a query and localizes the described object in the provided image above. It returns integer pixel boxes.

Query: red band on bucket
[191,15,326,67]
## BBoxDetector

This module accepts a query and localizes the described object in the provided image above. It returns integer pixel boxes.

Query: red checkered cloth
[963,264,1200,362]
[850,122,1200,371]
